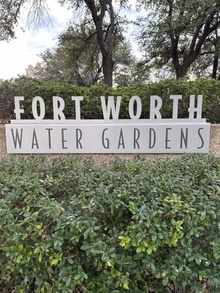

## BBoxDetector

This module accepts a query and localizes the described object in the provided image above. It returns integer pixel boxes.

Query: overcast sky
[0,1,73,80]
[0,1,139,81]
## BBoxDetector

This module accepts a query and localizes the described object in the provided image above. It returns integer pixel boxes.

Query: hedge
[0,154,220,292]
[1,76,220,123]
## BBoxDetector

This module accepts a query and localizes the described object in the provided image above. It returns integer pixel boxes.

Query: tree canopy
[2,0,220,84]
[0,0,23,40]
[57,0,133,86]
[1,0,130,86]
[0,0,51,40]
[138,0,220,79]
[27,22,138,86]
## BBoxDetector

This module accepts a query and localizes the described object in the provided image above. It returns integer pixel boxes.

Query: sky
[0,1,73,80]
[0,1,139,81]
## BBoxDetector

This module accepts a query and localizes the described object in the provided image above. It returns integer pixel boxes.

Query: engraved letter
[102,128,109,149]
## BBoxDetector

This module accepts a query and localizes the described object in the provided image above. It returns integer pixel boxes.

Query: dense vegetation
[1,77,220,123]
[0,154,219,292]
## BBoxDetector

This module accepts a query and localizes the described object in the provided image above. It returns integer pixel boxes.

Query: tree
[26,23,102,86]
[0,0,23,40]
[0,0,131,86]
[61,0,127,86]
[26,22,137,86]
[188,29,220,79]
[54,23,103,86]
[211,28,220,79]
[138,0,220,79]
[0,0,50,41]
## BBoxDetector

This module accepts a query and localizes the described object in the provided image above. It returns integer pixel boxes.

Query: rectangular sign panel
[6,120,210,154]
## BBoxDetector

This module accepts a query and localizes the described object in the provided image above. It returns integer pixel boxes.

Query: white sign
[6,95,210,154]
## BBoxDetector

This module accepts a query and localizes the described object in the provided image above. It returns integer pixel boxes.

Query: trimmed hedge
[0,154,220,292]
[1,76,220,122]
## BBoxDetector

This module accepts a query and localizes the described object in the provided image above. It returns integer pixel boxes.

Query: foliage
[3,0,220,82]
[0,0,132,87]
[0,0,51,41]
[137,0,220,79]
[0,0,21,40]
[1,76,220,123]
[0,154,219,292]
[58,0,129,87]
[41,24,102,86]
[27,24,135,87]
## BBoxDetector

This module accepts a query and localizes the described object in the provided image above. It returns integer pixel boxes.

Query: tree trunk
[212,54,218,79]
[84,0,114,87]
[174,63,189,79]
[212,32,220,79]
[102,52,113,87]
[172,47,189,79]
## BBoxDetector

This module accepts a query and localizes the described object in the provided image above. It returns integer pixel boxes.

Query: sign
[6,95,210,154]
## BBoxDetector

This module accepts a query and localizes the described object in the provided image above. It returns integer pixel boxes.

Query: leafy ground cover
[0,154,219,292]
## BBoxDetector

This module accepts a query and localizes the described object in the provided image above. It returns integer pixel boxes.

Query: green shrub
[0,154,220,292]
[1,77,220,122]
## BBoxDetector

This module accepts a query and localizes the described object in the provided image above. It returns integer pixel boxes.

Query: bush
[1,77,220,123]
[0,154,220,292]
